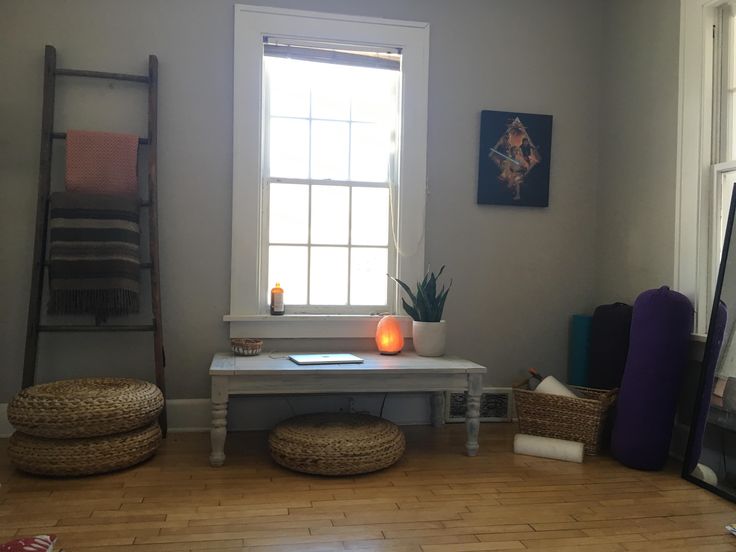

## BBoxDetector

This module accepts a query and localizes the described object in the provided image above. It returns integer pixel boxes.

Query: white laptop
[288,353,364,365]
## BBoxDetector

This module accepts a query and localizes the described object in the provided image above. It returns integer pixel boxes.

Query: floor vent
[444,388,514,422]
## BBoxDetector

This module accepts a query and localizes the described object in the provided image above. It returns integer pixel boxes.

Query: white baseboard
[1,393,434,437]
[166,399,212,432]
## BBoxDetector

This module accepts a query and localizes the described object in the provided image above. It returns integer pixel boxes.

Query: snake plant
[388,266,452,322]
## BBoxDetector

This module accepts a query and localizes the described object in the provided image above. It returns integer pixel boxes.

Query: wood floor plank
[420,542,525,552]
[0,424,734,552]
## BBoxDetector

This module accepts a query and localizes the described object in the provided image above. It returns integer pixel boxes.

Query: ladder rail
[22,45,168,436]
[147,54,168,435]
[22,45,56,390]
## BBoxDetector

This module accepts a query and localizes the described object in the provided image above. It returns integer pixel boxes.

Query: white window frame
[226,5,429,338]
[712,161,736,278]
[676,0,731,335]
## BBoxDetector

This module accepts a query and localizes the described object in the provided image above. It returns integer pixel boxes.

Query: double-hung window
[713,5,736,271]
[228,5,429,337]
[678,0,736,334]
[263,41,400,313]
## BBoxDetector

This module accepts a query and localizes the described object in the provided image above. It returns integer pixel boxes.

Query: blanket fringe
[48,289,140,319]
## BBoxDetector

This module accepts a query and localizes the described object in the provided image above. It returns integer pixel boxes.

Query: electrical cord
[284,397,296,417]
[379,393,388,418]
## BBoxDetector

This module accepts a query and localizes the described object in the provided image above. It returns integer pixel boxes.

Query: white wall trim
[166,399,213,432]
[225,314,413,338]
[229,4,429,335]
[676,0,721,334]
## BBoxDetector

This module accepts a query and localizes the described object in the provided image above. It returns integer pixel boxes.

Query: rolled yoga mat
[588,302,633,389]
[514,434,584,463]
[569,314,592,386]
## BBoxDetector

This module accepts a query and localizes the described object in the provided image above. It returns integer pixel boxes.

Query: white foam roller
[514,433,584,463]
[535,375,577,398]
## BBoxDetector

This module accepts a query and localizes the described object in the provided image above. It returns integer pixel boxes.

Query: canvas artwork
[477,110,553,207]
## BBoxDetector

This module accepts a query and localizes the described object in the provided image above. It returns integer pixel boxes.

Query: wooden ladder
[22,45,167,436]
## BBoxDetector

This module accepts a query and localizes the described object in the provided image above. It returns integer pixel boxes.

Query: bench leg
[465,373,482,456]
[209,376,228,467]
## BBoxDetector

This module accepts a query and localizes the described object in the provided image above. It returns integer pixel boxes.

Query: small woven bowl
[231,338,263,356]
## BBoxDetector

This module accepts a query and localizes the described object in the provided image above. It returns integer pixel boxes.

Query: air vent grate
[444,388,514,422]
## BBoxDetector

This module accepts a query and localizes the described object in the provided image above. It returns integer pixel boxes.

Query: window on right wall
[678,0,736,335]
[712,5,736,299]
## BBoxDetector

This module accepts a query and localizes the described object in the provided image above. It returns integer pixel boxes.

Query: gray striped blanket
[47,192,141,318]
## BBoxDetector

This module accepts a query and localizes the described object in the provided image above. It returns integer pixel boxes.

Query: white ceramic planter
[412,320,447,357]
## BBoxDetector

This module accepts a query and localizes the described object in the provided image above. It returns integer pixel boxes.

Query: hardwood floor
[1,423,736,551]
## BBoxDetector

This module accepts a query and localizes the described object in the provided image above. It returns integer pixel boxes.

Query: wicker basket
[513,378,618,455]
[269,413,405,476]
[8,423,162,477]
[8,378,164,439]
[231,338,263,356]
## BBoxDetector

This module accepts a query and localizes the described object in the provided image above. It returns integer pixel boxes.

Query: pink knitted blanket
[65,129,139,196]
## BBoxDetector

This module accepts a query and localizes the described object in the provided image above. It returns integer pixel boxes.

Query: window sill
[224,313,413,339]
[691,332,707,343]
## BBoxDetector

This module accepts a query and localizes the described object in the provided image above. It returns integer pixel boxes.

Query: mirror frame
[682,187,736,501]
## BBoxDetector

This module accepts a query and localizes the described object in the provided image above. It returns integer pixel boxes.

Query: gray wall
[596,0,681,305]
[1,0,604,404]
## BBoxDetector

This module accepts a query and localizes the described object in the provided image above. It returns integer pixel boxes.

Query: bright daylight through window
[715,6,736,262]
[262,41,401,312]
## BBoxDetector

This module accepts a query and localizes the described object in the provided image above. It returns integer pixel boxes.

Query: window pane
[310,247,348,304]
[268,246,308,305]
[351,123,390,182]
[351,67,399,123]
[311,63,351,120]
[265,57,310,118]
[730,90,736,162]
[311,185,349,244]
[269,183,309,243]
[269,117,309,178]
[350,247,388,305]
[311,120,349,180]
[351,187,389,246]
[730,15,736,90]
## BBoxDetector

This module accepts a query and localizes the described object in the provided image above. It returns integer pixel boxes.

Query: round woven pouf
[8,423,162,477]
[268,413,405,476]
[8,378,164,438]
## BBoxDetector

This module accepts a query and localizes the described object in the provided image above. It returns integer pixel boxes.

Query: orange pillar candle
[375,315,404,355]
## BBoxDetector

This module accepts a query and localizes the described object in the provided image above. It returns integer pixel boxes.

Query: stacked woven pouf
[7,378,164,477]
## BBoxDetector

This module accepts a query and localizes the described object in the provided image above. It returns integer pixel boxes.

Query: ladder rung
[42,261,152,268]
[51,131,149,145]
[56,68,149,83]
[38,324,155,332]
[42,197,151,207]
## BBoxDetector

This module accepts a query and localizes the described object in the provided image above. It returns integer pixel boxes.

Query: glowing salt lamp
[375,315,404,355]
